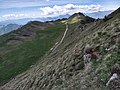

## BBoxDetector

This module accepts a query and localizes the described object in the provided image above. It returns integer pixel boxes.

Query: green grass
[91,52,120,89]
[0,35,10,47]
[0,23,65,85]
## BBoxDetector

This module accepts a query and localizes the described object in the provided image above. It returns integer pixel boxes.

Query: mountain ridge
[0,8,120,90]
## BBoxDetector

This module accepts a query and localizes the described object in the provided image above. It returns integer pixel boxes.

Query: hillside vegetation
[0,21,65,85]
[0,8,120,90]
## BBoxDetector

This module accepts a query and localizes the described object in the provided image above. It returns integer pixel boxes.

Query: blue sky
[0,0,119,9]
[0,0,120,22]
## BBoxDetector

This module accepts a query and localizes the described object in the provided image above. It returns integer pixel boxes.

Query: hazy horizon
[0,0,120,24]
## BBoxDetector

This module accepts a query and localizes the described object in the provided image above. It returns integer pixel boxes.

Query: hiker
[106,73,118,86]
[94,18,99,25]
[83,44,94,55]
[111,63,120,75]
[106,64,120,87]
[83,44,93,67]
[79,20,85,31]
[83,54,91,67]
[80,26,84,31]
[83,44,100,66]
[79,25,85,31]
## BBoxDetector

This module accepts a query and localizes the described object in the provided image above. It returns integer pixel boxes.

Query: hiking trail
[50,23,68,52]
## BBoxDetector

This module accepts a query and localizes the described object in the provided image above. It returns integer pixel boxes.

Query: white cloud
[2,14,25,18]
[1,13,28,21]
[0,4,102,21]
[39,4,102,17]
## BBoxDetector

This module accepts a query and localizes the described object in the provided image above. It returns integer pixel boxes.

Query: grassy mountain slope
[63,12,95,24]
[0,8,120,90]
[0,21,65,85]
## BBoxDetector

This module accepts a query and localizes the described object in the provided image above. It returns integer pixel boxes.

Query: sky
[0,0,120,23]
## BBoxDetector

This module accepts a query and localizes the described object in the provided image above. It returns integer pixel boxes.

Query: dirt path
[50,24,69,52]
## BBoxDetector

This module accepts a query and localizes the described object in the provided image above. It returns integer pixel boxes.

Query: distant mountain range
[85,10,113,19]
[0,24,21,35]
[0,10,113,36]
[0,10,113,25]
[0,14,70,25]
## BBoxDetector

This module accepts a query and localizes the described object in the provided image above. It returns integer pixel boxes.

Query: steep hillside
[0,21,65,86]
[107,7,120,19]
[0,8,120,90]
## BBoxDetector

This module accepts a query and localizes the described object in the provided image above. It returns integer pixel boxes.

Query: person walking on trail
[106,64,120,87]
[106,73,118,86]
[79,20,85,31]
[83,44,93,67]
